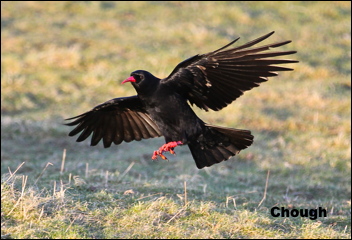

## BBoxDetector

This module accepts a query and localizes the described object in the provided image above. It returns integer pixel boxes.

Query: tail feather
[188,124,253,169]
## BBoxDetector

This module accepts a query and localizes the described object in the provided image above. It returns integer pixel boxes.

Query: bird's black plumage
[66,31,298,169]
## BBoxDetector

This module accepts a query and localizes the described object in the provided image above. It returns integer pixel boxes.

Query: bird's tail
[188,124,253,169]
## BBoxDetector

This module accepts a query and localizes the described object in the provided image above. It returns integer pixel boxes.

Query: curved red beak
[122,76,136,84]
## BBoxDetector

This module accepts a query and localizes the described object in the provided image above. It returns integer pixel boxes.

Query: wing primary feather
[218,59,298,65]
[218,31,275,53]
[134,112,156,138]
[121,112,134,142]
[235,51,297,61]
[102,113,115,148]
[126,111,143,141]
[91,116,105,146]
[68,115,94,136]
[215,43,292,59]
[76,120,98,143]
[129,111,152,139]
[218,65,294,72]
[211,37,241,54]
[113,114,124,145]
[65,112,89,122]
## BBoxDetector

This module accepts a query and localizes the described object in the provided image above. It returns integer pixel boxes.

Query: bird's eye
[134,74,144,83]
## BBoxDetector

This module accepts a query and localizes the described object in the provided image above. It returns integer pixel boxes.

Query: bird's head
[122,70,160,95]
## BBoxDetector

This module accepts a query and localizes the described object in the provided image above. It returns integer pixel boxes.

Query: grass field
[1,1,351,239]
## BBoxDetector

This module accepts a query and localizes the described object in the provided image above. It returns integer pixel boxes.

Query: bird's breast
[142,93,203,142]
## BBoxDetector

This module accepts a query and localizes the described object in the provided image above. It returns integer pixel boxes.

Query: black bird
[66,31,298,169]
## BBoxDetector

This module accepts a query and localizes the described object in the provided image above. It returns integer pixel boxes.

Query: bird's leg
[151,141,183,160]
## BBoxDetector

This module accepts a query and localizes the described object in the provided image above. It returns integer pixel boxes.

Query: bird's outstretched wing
[162,31,298,111]
[65,95,162,148]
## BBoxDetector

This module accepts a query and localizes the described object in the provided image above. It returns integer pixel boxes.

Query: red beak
[122,76,136,84]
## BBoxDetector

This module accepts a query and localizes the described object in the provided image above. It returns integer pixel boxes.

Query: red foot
[152,141,183,160]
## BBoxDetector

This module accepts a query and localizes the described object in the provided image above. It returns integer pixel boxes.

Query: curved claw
[152,150,167,160]
[151,141,183,160]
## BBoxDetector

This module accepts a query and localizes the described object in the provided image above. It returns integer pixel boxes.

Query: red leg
[152,141,183,160]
